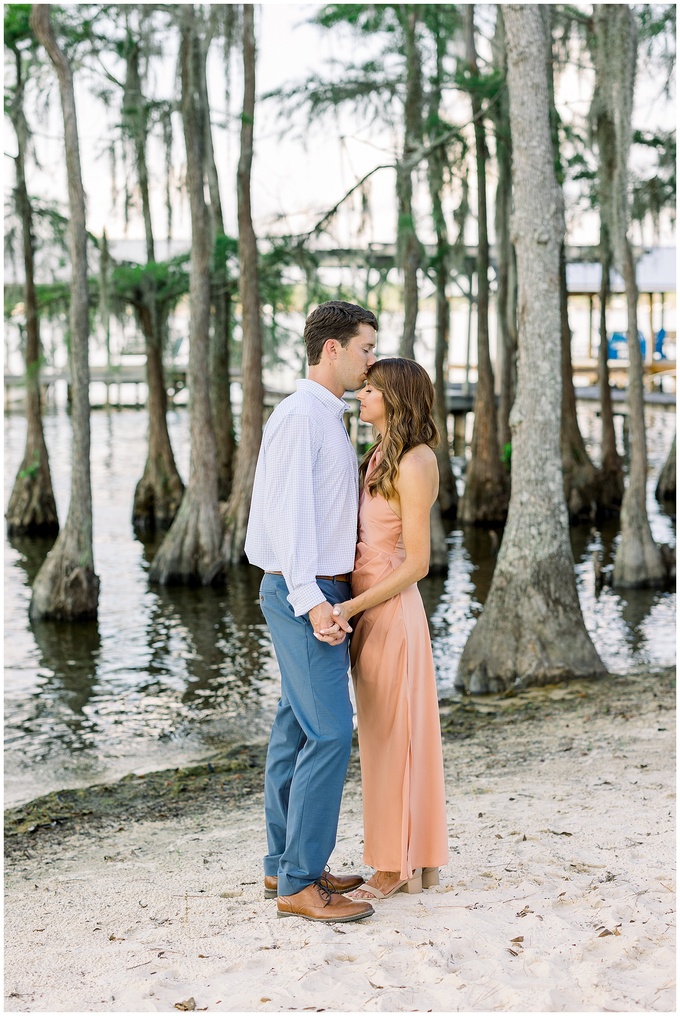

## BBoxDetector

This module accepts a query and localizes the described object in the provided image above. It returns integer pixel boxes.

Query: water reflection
[5,535,103,789]
[29,620,101,719]
[4,405,676,805]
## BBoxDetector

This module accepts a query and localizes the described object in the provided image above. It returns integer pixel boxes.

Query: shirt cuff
[287,581,326,617]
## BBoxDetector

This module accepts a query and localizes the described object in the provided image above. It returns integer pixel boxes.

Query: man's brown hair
[304,301,378,365]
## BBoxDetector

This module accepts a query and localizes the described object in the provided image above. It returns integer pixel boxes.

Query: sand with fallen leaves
[5,668,675,1013]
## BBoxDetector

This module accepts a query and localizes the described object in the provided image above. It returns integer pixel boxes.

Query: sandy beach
[4,666,675,1013]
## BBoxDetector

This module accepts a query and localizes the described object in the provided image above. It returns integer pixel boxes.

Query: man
[245,301,378,923]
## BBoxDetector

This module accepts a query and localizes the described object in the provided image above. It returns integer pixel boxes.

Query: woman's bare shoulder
[399,444,437,471]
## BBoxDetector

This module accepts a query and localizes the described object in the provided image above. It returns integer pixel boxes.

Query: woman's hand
[331,600,354,625]
[317,599,354,638]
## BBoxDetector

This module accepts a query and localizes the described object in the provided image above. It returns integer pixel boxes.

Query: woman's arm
[331,445,439,624]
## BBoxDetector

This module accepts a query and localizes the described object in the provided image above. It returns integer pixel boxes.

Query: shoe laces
[314,876,334,905]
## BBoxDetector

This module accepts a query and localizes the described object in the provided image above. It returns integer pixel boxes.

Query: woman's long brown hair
[358,358,439,500]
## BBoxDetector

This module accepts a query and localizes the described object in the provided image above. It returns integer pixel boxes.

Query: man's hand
[308,601,352,646]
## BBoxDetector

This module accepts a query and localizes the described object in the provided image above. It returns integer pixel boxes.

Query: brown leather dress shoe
[264,870,364,900]
[277,880,373,923]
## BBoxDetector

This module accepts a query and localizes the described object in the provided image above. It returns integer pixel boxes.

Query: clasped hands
[309,600,353,646]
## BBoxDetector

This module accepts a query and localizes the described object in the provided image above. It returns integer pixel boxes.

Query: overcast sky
[5,3,676,259]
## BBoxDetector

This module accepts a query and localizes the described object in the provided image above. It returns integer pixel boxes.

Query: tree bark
[29,5,99,620]
[656,435,676,502]
[541,8,599,522]
[597,240,624,514]
[491,8,516,454]
[123,34,185,534]
[222,3,263,565]
[613,236,666,586]
[397,6,423,359]
[592,58,625,514]
[149,5,222,585]
[427,11,457,521]
[198,26,236,502]
[133,299,185,532]
[559,246,600,521]
[456,4,605,694]
[596,6,666,588]
[459,5,509,524]
[6,46,59,538]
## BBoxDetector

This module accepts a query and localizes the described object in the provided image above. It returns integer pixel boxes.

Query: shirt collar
[296,378,350,418]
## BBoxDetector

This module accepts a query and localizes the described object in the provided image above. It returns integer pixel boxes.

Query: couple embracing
[245,301,449,923]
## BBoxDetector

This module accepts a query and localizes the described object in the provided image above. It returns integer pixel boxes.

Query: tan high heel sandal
[353,869,423,900]
[422,867,440,888]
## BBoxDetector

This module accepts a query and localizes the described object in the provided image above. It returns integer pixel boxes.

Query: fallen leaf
[175,999,196,1012]
[368,981,384,989]
[511,936,524,944]
[598,929,613,937]
[508,948,519,956]
[260,998,271,1003]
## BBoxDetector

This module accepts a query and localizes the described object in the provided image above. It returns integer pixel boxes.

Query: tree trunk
[432,257,458,518]
[492,8,516,453]
[29,5,99,620]
[656,435,676,502]
[456,5,605,694]
[133,300,185,532]
[559,246,600,521]
[541,8,599,522]
[613,237,665,586]
[591,31,626,516]
[6,47,59,538]
[427,12,457,520]
[397,6,423,359]
[199,27,236,502]
[210,284,236,502]
[124,36,185,534]
[459,5,509,524]
[597,234,624,511]
[595,6,666,588]
[149,5,222,585]
[222,3,263,565]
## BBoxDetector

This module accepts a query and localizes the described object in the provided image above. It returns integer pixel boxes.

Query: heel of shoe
[422,867,440,889]
[400,869,423,894]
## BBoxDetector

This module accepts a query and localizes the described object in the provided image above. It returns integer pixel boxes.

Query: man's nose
[367,351,377,366]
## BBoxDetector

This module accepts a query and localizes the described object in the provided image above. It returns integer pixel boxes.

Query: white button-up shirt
[245,379,359,616]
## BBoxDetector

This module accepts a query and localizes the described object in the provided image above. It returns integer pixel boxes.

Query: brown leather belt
[265,571,351,582]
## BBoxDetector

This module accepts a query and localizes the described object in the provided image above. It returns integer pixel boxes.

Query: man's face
[334,323,377,392]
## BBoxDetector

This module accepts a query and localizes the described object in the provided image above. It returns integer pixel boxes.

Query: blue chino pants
[259,572,353,897]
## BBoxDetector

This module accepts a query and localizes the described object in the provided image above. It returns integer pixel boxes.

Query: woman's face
[356,381,387,432]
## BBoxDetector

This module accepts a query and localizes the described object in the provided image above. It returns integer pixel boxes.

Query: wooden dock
[4,364,675,413]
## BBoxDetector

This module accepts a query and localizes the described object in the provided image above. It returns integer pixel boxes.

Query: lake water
[4,404,675,807]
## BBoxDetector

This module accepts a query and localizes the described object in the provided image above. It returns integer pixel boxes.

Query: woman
[329,357,449,900]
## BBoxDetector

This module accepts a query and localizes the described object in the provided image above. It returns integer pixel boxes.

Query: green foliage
[453,66,504,103]
[637,3,676,44]
[111,254,190,309]
[18,450,40,481]
[4,4,33,50]
[266,63,400,130]
[315,5,402,35]
[213,233,239,276]
[501,442,512,468]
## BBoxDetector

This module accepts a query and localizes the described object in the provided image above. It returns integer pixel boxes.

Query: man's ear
[324,338,339,359]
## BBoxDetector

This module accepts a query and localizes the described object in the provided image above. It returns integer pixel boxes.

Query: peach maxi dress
[350,450,449,880]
